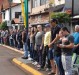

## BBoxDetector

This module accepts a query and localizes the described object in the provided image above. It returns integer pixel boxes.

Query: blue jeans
[23,43,28,57]
[54,56,65,75]
[9,39,14,46]
[48,48,54,60]
[30,43,34,59]
[1,37,3,44]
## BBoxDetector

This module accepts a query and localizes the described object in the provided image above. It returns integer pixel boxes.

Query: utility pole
[8,0,12,21]
[71,0,74,33]
[72,0,74,17]
[8,0,12,29]
[24,0,28,33]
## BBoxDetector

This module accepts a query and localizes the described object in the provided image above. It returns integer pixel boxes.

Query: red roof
[13,18,20,24]
[0,0,20,23]
[0,0,19,12]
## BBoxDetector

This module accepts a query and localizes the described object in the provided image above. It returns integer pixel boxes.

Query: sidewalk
[2,45,48,75]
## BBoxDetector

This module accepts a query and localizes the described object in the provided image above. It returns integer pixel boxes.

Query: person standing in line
[22,29,28,59]
[48,19,61,75]
[1,30,5,44]
[35,25,44,68]
[72,25,79,65]
[30,27,36,60]
[32,27,38,65]
[16,30,21,50]
[0,30,1,44]
[72,25,79,54]
[38,24,51,71]
[58,27,74,75]
[53,30,65,75]
[16,30,22,50]
[13,29,17,48]
[9,30,14,47]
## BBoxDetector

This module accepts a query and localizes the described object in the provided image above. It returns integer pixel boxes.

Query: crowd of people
[0,18,79,75]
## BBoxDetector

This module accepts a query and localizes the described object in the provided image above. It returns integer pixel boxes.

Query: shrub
[50,12,71,24]
[0,21,8,30]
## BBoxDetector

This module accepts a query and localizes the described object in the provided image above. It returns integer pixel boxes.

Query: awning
[73,15,79,19]
[45,4,65,12]
[12,18,23,24]
[30,22,49,26]
[51,4,65,12]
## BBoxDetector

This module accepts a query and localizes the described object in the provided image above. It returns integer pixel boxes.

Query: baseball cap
[45,24,50,27]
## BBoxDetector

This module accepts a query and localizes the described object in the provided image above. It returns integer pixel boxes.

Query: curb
[2,45,24,54]
[13,58,43,75]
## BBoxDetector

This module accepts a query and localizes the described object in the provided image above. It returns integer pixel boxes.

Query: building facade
[0,0,3,23]
[0,0,31,29]
[29,0,65,26]
[0,0,66,28]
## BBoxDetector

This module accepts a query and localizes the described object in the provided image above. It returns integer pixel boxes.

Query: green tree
[50,12,71,24]
[0,21,8,30]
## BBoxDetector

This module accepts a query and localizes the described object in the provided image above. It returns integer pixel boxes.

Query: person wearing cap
[48,19,61,75]
[38,24,51,71]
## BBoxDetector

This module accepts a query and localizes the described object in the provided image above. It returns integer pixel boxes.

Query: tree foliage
[50,12,71,23]
[0,21,8,30]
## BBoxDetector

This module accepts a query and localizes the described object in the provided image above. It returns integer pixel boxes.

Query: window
[40,0,48,5]
[33,0,40,8]
[3,12,5,19]
[15,12,21,18]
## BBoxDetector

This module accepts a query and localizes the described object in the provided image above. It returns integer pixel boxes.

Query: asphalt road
[0,45,31,75]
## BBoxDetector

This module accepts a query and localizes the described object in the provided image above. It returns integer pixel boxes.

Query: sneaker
[32,62,35,65]
[28,58,32,60]
[37,67,45,71]
[21,56,28,59]
[48,71,55,75]
[36,64,41,68]
[34,62,38,65]
[46,68,51,72]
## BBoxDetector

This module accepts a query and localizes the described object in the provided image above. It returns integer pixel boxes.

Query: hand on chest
[62,37,68,43]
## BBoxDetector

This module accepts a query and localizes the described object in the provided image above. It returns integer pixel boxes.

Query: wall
[65,0,79,15]
[5,10,9,21]
[11,4,21,19]
[31,0,65,14]
[30,13,49,25]
[54,0,65,6]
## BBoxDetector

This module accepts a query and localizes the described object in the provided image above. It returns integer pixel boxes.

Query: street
[0,45,31,75]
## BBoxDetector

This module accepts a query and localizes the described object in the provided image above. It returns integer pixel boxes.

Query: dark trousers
[54,56,65,75]
[41,45,51,68]
[17,41,20,50]
[1,37,3,44]
[14,40,17,47]
[36,45,42,65]
[33,50,38,61]
[9,39,14,46]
